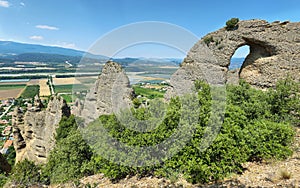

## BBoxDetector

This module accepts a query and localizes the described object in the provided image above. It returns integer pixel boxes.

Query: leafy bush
[203,36,214,45]
[86,79,296,184]
[43,129,93,184]
[226,18,239,31]
[10,78,298,185]
[55,115,78,141]
[10,159,41,186]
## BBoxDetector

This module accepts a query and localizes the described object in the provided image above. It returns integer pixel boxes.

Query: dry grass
[53,77,81,85]
[279,169,292,180]
[39,79,51,96]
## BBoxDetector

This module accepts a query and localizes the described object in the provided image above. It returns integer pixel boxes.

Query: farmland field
[0,84,26,90]
[132,85,166,99]
[59,94,73,103]
[39,79,51,96]
[20,85,40,99]
[0,84,26,99]
[54,84,88,94]
[53,77,81,85]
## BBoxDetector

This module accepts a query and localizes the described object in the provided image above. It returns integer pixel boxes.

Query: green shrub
[43,130,93,184]
[55,115,78,141]
[226,18,239,31]
[10,159,41,186]
[86,80,296,184]
[203,36,214,45]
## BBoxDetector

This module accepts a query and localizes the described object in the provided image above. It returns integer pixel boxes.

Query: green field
[20,85,40,99]
[0,84,26,90]
[60,94,73,103]
[132,85,166,99]
[54,84,88,94]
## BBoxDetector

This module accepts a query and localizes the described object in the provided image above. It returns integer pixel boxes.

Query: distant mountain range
[0,41,107,64]
[0,40,244,68]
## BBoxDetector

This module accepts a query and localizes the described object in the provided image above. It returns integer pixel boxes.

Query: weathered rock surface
[166,19,300,98]
[74,61,134,124]
[12,96,70,164]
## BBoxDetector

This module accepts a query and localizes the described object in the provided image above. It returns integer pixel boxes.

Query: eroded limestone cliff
[74,61,134,124]
[166,19,300,98]
[12,96,70,164]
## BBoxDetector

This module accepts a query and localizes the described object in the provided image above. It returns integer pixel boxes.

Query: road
[49,75,55,95]
[0,102,14,119]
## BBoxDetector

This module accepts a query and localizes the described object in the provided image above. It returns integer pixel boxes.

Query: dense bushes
[226,18,239,31]
[10,159,41,187]
[84,79,297,183]
[7,78,299,186]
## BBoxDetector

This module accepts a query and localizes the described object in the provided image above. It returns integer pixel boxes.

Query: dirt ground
[0,88,24,100]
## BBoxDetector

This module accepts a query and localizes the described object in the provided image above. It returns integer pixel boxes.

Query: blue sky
[0,0,300,58]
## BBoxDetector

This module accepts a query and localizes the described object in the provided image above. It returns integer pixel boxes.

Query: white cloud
[20,2,25,6]
[36,25,59,30]
[29,35,44,41]
[0,1,10,8]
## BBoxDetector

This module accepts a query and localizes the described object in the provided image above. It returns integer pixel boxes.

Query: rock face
[166,19,300,97]
[12,96,70,164]
[74,61,134,124]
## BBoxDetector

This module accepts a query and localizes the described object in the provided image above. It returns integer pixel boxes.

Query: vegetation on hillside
[226,18,239,31]
[4,78,300,186]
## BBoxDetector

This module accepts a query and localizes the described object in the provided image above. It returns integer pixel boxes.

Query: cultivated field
[0,84,27,99]
[27,79,40,85]
[53,77,81,85]
[39,79,51,96]
[0,88,25,100]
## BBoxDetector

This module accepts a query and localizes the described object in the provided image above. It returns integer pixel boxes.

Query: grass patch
[0,84,26,90]
[20,85,40,99]
[60,94,73,103]
[54,84,87,94]
[132,85,165,99]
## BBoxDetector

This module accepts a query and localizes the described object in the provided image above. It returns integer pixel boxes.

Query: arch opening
[229,45,250,70]
[226,45,250,84]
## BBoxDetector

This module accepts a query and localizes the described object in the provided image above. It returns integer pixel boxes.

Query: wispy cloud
[0,0,10,8]
[29,35,44,41]
[20,2,25,6]
[36,25,59,30]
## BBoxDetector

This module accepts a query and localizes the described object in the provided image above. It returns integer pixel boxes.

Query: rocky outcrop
[12,96,70,164]
[166,19,300,97]
[74,61,134,124]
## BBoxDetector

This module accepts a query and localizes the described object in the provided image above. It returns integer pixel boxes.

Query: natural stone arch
[165,19,300,99]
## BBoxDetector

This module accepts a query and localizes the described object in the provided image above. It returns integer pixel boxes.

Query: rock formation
[74,61,134,124]
[166,19,300,98]
[12,96,70,164]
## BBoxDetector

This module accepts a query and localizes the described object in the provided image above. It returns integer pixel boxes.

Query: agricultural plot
[20,85,40,99]
[52,77,81,85]
[54,84,88,94]
[0,84,26,99]
[39,79,51,96]
[132,85,166,99]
